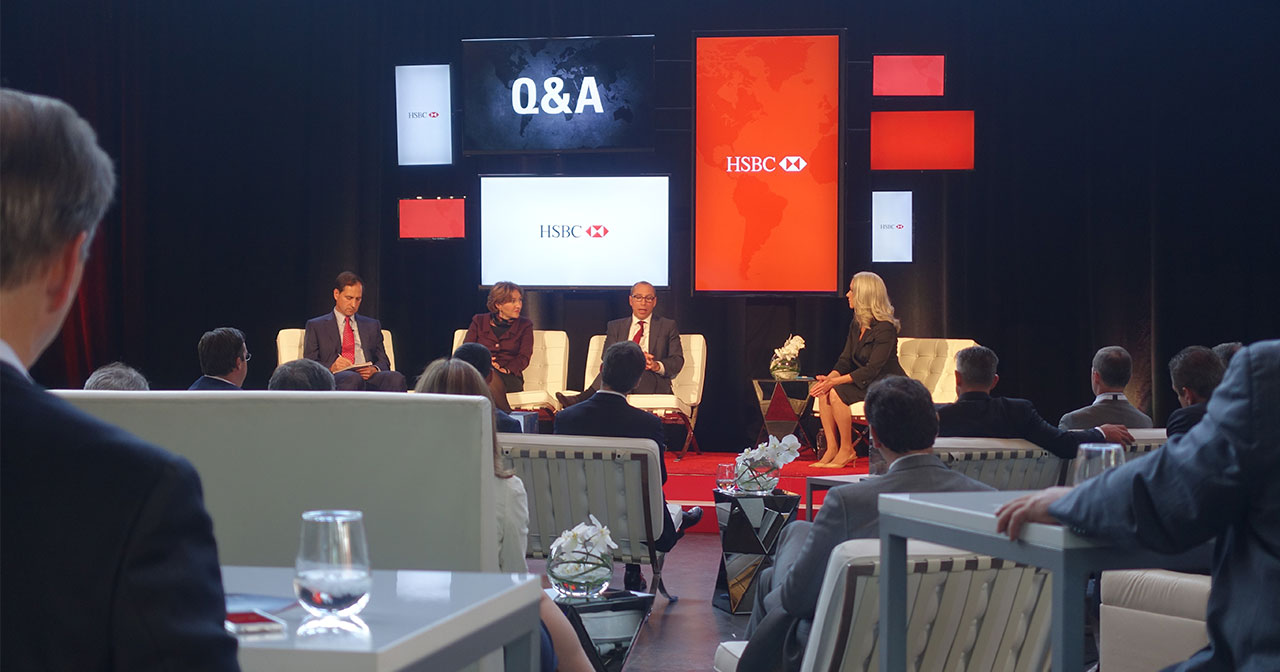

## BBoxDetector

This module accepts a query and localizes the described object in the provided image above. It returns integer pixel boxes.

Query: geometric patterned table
[752,378,817,454]
[711,489,801,614]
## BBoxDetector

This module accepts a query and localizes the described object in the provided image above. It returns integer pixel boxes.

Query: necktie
[633,320,645,345]
[342,316,356,362]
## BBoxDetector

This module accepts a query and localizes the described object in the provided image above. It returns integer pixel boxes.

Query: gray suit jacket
[1050,340,1280,672]
[603,315,683,394]
[1059,396,1153,430]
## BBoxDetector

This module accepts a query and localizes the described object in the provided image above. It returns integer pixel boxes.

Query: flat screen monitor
[479,175,669,288]
[399,198,465,239]
[462,35,655,153]
[394,64,453,165]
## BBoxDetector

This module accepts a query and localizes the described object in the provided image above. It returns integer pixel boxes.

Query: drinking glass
[716,463,737,492]
[294,510,372,618]
[1074,443,1126,483]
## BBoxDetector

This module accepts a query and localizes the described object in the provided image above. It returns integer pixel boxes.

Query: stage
[664,452,870,533]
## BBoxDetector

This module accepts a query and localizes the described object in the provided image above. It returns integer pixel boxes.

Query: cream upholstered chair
[497,432,677,599]
[844,337,979,417]
[276,327,397,371]
[714,539,1053,672]
[1099,569,1210,672]
[577,333,708,456]
[451,329,570,410]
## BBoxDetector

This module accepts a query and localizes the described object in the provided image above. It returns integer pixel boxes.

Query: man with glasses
[189,326,250,390]
[557,280,684,408]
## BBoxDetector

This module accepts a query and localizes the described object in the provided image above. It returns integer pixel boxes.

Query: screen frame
[460,34,657,156]
[476,172,672,290]
[690,29,847,297]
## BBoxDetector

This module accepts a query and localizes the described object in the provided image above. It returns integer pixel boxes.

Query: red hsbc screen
[694,34,841,292]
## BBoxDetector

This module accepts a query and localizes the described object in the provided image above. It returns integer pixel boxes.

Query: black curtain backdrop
[4,0,1278,452]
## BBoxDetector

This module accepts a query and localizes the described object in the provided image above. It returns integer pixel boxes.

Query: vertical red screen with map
[694,34,841,292]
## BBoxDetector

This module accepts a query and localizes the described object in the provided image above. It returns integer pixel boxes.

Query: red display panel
[872,55,945,96]
[870,110,974,170]
[399,198,465,239]
[694,34,841,292]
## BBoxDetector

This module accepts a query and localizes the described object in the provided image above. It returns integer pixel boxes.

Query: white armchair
[451,329,569,410]
[276,327,397,371]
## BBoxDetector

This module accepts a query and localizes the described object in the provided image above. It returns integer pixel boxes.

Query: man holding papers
[303,271,406,392]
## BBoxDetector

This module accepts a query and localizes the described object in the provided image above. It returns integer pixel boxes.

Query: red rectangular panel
[694,34,841,292]
[873,55,945,96]
[399,198,465,238]
[870,111,974,170]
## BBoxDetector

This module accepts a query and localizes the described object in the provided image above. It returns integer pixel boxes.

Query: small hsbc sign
[725,155,807,173]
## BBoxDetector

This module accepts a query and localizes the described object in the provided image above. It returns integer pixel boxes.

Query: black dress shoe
[555,391,577,409]
[623,563,647,592]
[678,506,704,532]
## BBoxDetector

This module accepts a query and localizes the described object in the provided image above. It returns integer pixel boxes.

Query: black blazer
[554,392,668,483]
[1167,402,1208,438]
[831,318,905,403]
[0,365,238,670]
[188,375,239,391]
[603,315,683,394]
[303,312,392,371]
[937,391,1103,459]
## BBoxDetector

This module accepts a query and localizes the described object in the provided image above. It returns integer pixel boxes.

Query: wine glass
[1074,444,1126,483]
[716,463,737,492]
[294,510,372,618]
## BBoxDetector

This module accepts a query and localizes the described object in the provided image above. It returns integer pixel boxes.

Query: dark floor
[531,532,746,672]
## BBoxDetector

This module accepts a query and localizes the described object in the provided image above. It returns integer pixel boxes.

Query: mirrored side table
[712,489,801,614]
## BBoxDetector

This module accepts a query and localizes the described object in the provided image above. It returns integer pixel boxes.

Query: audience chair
[1063,428,1168,486]
[714,538,1053,672]
[1099,569,1210,672]
[451,329,570,411]
[276,327,397,371]
[933,437,1065,490]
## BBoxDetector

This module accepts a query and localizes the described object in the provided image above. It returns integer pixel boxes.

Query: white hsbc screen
[395,64,452,165]
[480,176,669,287]
[872,191,913,263]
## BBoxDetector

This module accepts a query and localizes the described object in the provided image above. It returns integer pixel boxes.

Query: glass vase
[547,545,613,598]
[770,357,799,380]
[736,461,781,494]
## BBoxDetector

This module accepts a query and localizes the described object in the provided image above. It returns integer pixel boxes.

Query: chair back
[933,437,1065,490]
[496,433,666,567]
[277,327,397,371]
[895,337,978,404]
[803,539,1052,672]
[1063,428,1167,485]
[583,333,707,411]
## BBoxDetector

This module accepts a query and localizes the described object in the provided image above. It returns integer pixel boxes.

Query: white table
[877,491,1197,672]
[223,566,542,672]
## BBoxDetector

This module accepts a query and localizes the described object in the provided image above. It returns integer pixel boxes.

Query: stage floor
[665,452,870,533]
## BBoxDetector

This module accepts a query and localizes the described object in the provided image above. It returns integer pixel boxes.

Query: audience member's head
[600,341,646,394]
[1091,346,1133,393]
[954,345,1000,392]
[0,89,116,367]
[865,376,938,457]
[84,362,149,391]
[268,359,334,391]
[1213,342,1243,368]
[452,342,494,381]
[1169,346,1225,407]
[414,358,510,477]
[197,327,248,386]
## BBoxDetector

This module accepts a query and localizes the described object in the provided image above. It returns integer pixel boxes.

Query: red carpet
[664,452,870,533]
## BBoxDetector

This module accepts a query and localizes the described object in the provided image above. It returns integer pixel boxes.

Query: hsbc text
[725,156,807,173]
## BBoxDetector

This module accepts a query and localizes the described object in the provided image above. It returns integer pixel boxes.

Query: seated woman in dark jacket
[464,281,533,412]
[810,271,906,468]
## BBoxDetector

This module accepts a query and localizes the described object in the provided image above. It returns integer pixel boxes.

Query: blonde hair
[414,358,513,478]
[850,271,900,331]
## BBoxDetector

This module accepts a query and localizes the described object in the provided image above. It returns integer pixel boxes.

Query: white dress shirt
[0,338,30,379]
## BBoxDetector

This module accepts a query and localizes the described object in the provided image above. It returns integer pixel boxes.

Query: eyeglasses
[242,352,253,362]
[631,294,657,303]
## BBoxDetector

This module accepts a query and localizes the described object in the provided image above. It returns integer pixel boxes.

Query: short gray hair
[955,345,999,387]
[269,359,336,391]
[1,88,116,288]
[1092,346,1132,388]
[84,362,149,391]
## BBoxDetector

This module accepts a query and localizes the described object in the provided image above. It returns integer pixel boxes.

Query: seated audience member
[463,280,533,412]
[1166,345,1226,438]
[741,377,993,671]
[414,358,591,672]
[555,341,703,592]
[268,358,335,391]
[189,327,249,390]
[0,87,237,669]
[938,345,1132,458]
[84,361,150,390]
[995,340,1280,672]
[1059,346,1153,429]
[1212,341,1243,367]
[452,342,522,432]
[303,271,407,392]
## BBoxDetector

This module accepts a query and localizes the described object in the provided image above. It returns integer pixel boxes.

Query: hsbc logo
[725,155,807,173]
[586,224,608,238]
[540,224,609,239]
[407,111,440,119]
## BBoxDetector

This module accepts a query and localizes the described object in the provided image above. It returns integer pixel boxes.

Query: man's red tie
[342,316,356,362]
[633,320,645,345]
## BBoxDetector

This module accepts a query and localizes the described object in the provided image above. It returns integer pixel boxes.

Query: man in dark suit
[1165,345,1225,438]
[0,88,238,670]
[556,280,683,407]
[555,341,703,591]
[188,327,249,390]
[996,340,1280,672]
[1059,346,1154,429]
[303,270,406,392]
[741,377,994,671]
[938,345,1132,459]
[452,342,522,432]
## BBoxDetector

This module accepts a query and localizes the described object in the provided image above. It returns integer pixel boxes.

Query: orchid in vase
[547,515,618,598]
[735,434,801,493]
[770,335,805,380]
